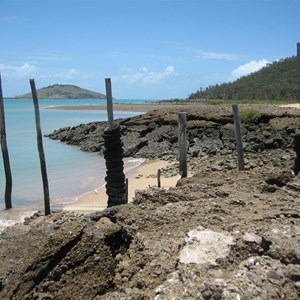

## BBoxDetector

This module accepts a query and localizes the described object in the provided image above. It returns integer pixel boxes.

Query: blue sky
[1,0,299,99]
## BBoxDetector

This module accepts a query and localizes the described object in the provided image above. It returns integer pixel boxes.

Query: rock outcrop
[46,104,299,163]
[1,104,299,299]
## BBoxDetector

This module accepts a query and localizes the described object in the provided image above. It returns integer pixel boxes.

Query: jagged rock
[46,104,299,160]
[2,105,298,299]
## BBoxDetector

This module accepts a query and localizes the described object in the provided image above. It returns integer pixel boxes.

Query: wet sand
[63,159,180,213]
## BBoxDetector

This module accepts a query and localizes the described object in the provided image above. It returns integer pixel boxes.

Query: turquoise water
[0,98,149,229]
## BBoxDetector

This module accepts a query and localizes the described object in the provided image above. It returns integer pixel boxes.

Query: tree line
[189,56,299,101]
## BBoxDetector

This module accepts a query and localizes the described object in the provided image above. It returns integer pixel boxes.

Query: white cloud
[182,46,244,61]
[67,68,79,78]
[16,63,37,75]
[0,62,37,77]
[121,65,176,85]
[230,59,269,81]
[196,51,244,61]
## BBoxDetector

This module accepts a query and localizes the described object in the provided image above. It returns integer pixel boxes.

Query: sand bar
[46,102,188,112]
[63,159,180,213]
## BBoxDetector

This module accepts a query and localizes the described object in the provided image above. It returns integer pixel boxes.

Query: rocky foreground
[0,104,299,299]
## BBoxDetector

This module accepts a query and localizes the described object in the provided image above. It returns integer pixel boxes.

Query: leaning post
[30,79,51,215]
[178,112,187,177]
[232,104,245,171]
[0,74,12,209]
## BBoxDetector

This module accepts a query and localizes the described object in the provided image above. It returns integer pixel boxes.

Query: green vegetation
[240,109,262,124]
[14,84,106,99]
[189,56,299,102]
[203,99,298,105]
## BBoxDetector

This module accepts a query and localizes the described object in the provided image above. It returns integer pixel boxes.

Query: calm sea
[0,98,151,230]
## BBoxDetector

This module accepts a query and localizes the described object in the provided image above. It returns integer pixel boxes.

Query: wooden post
[232,104,245,171]
[297,42,300,102]
[30,79,50,215]
[0,74,12,209]
[178,112,187,177]
[125,178,128,203]
[157,169,161,187]
[105,78,114,129]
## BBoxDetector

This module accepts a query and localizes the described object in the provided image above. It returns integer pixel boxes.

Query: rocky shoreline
[0,104,299,299]
[46,104,299,172]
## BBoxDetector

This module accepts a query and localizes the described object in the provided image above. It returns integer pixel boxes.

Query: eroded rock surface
[1,104,299,299]
[0,164,299,299]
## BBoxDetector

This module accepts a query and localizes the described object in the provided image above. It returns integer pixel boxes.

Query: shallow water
[0,98,149,230]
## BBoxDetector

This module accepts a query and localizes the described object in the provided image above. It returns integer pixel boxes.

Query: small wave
[124,158,145,173]
[0,210,37,233]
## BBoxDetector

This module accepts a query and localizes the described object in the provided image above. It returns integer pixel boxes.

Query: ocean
[0,98,150,230]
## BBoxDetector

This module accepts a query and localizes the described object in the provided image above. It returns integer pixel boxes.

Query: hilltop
[14,84,106,99]
[189,56,299,101]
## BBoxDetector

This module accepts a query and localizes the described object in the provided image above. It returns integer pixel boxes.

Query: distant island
[13,84,106,99]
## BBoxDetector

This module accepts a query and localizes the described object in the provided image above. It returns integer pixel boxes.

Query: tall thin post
[232,104,245,171]
[105,78,114,130]
[30,79,50,215]
[0,74,12,209]
[297,42,300,103]
[157,169,161,187]
[178,112,187,177]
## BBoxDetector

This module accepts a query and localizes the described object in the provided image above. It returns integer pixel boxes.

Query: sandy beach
[47,101,300,113]
[63,159,180,213]
[46,102,187,112]
[279,103,300,109]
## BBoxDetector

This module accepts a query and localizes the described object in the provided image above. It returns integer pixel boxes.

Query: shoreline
[0,159,180,231]
[46,102,300,112]
[45,103,182,112]
[63,159,180,213]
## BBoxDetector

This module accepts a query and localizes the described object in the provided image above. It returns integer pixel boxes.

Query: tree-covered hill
[14,84,106,99]
[189,56,299,101]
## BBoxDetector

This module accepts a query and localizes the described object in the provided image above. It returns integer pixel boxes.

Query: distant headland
[12,84,106,99]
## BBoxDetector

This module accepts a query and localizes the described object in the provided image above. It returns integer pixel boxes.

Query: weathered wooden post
[157,169,161,187]
[178,112,187,177]
[296,42,300,110]
[30,79,50,215]
[232,104,245,171]
[293,42,300,175]
[0,74,12,209]
[293,133,300,175]
[102,78,127,207]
